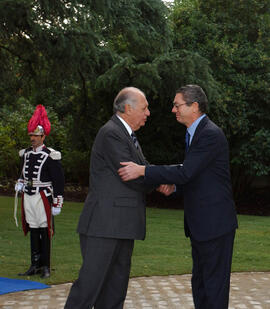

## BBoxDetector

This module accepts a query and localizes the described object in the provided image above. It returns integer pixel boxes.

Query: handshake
[117,161,177,196]
[157,184,176,196]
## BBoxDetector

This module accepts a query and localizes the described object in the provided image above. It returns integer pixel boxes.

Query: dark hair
[176,84,208,113]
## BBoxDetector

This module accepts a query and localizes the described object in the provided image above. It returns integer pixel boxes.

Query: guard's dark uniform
[16,104,64,278]
[20,145,64,235]
[18,144,64,278]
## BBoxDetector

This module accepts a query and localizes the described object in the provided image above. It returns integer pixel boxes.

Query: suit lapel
[111,115,147,164]
[111,114,131,139]
[188,115,209,150]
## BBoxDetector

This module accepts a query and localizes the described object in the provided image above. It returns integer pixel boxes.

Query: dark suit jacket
[144,116,238,242]
[77,114,152,240]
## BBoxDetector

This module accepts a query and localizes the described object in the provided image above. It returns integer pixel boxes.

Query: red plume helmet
[28,105,51,136]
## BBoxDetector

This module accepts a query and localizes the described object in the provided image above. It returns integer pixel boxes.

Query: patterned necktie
[185,130,190,152]
[131,132,139,149]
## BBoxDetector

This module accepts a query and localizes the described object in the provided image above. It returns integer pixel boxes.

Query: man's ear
[192,101,200,113]
[125,104,132,115]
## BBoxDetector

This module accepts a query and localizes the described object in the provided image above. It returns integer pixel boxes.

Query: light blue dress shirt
[187,114,206,146]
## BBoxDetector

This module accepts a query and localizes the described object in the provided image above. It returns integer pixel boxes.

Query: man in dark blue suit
[118,84,238,309]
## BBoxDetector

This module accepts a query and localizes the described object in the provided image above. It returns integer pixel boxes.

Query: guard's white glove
[15,180,24,192]
[52,207,61,216]
[53,195,63,208]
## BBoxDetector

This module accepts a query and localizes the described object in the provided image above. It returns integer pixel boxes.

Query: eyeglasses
[172,103,187,110]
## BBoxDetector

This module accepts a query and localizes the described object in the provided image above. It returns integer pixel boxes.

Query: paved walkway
[0,272,270,309]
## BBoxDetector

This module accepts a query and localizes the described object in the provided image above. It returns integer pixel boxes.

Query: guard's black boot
[18,265,40,276]
[18,228,41,276]
[41,266,50,278]
[39,227,51,278]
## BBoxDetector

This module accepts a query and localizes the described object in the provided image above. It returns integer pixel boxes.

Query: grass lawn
[0,195,269,285]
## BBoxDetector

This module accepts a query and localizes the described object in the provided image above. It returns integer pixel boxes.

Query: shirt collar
[187,114,206,144]
[116,114,133,136]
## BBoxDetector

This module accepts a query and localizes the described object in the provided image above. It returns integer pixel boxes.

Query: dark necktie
[185,130,190,152]
[131,132,139,149]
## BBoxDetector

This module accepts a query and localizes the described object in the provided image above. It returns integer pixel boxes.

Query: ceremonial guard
[15,105,64,278]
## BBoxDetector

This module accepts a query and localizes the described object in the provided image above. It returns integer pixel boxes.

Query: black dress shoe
[18,265,41,276]
[40,266,50,278]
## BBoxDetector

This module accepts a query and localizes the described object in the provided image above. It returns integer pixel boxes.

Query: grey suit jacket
[77,114,152,240]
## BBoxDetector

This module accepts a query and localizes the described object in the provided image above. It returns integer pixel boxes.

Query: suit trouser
[64,235,134,309]
[190,230,236,309]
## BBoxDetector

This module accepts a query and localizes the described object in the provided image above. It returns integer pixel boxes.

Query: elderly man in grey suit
[64,87,153,309]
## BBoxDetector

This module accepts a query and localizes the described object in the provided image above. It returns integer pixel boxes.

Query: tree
[0,0,174,183]
[0,0,223,185]
[170,0,270,197]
